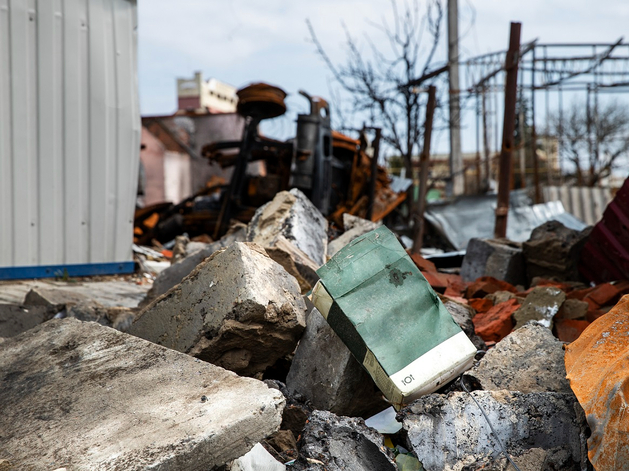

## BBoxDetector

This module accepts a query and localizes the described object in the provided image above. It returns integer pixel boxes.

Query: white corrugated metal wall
[0,0,140,270]
[543,186,612,226]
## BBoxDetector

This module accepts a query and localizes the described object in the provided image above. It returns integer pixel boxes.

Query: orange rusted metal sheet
[565,294,629,470]
[332,130,359,153]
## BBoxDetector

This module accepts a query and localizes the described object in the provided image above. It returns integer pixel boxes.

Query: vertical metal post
[447,0,464,196]
[494,22,521,239]
[412,86,437,253]
[482,86,491,187]
[518,62,526,188]
[531,46,541,203]
[366,128,382,221]
[475,91,481,193]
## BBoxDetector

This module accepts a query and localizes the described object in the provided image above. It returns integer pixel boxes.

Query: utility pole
[494,22,521,239]
[448,0,464,196]
[412,86,437,253]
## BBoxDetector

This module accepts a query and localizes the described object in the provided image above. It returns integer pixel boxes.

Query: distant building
[177,72,238,113]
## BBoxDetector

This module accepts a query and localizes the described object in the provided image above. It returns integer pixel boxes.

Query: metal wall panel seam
[0,0,14,264]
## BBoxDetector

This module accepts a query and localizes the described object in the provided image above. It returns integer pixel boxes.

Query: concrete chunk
[523,221,591,283]
[247,189,328,266]
[328,215,379,258]
[129,242,306,376]
[468,323,572,393]
[0,304,53,338]
[146,224,247,301]
[291,410,396,471]
[400,391,588,471]
[0,318,285,471]
[286,308,388,418]
[264,236,320,294]
[461,238,525,286]
[513,286,566,330]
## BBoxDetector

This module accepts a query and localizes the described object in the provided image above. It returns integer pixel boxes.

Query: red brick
[466,276,517,299]
[567,286,597,301]
[444,275,468,298]
[472,298,520,343]
[585,283,621,308]
[469,298,494,314]
[555,319,591,343]
[420,270,449,292]
[409,252,437,273]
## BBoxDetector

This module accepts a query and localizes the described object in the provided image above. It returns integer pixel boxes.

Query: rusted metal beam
[412,85,437,253]
[494,22,522,239]
[366,128,382,221]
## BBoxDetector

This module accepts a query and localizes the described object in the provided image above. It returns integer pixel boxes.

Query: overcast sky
[137,0,629,153]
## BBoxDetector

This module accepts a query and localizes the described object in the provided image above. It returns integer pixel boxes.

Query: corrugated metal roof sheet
[0,0,140,273]
[580,177,629,283]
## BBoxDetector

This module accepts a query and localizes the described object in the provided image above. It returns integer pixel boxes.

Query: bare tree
[552,100,629,186]
[306,0,445,177]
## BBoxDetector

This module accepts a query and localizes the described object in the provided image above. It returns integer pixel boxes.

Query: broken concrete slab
[264,236,320,294]
[523,220,591,283]
[6,279,150,308]
[0,318,285,471]
[23,286,90,310]
[0,304,53,338]
[461,238,526,287]
[129,242,306,377]
[400,391,588,471]
[146,224,247,301]
[328,215,379,258]
[290,410,396,471]
[468,323,572,393]
[285,308,388,418]
[513,286,566,330]
[247,188,328,266]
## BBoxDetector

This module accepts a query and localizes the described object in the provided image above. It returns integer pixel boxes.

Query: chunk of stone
[558,298,589,320]
[328,215,379,258]
[468,323,571,393]
[230,443,286,471]
[23,287,90,310]
[264,236,320,294]
[513,286,566,330]
[0,318,285,470]
[247,188,328,266]
[461,238,526,287]
[64,302,137,332]
[290,410,396,471]
[146,223,247,302]
[129,242,306,376]
[440,296,486,351]
[0,304,53,338]
[485,290,523,306]
[286,308,388,418]
[400,391,588,471]
[523,220,591,283]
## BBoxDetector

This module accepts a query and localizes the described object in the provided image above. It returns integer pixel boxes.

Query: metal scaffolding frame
[456,38,629,194]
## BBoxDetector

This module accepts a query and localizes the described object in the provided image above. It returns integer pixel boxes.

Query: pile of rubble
[1,188,625,470]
